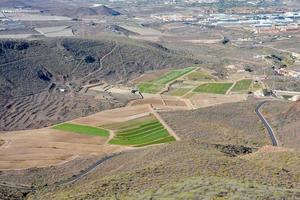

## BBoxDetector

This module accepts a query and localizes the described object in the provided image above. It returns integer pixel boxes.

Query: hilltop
[70,5,121,17]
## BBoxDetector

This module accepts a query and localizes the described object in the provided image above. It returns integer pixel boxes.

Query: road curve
[255,101,278,146]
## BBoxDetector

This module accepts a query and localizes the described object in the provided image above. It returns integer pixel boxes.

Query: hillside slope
[0,38,196,131]
[263,101,300,149]
[22,101,300,200]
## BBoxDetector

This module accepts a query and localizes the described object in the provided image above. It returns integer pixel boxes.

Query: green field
[138,67,194,93]
[231,79,252,92]
[194,83,233,94]
[166,88,191,96]
[138,83,164,94]
[154,67,194,85]
[53,123,109,137]
[108,119,175,147]
[185,71,217,81]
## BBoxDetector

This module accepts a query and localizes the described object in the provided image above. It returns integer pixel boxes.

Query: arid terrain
[0,0,300,199]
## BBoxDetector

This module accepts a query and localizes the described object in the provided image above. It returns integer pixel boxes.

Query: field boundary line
[226,81,237,95]
[158,67,198,95]
[106,130,116,144]
[148,104,181,141]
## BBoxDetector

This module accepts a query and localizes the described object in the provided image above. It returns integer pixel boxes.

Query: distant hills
[71,5,121,17]
[0,1,121,18]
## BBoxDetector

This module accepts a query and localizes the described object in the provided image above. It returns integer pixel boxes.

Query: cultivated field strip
[108,117,176,147]
[138,67,195,94]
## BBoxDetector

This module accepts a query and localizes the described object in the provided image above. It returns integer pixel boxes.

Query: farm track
[148,104,181,141]
[81,41,118,82]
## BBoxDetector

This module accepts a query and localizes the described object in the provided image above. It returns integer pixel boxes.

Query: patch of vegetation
[194,83,233,94]
[138,83,164,94]
[102,116,155,130]
[108,118,175,147]
[138,67,194,94]
[282,95,292,100]
[185,71,216,81]
[167,88,191,96]
[84,55,96,63]
[127,176,300,199]
[231,79,252,92]
[53,123,109,137]
[154,67,194,85]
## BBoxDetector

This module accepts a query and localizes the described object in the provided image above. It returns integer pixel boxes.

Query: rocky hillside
[0,37,196,131]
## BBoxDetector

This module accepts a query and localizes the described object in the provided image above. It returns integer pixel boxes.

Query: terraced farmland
[164,80,195,96]
[138,67,194,93]
[53,123,109,137]
[107,117,175,147]
[231,79,252,92]
[185,71,217,81]
[194,83,233,94]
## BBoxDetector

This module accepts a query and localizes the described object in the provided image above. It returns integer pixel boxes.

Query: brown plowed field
[189,93,248,108]
[72,105,151,126]
[0,129,124,170]
[130,98,164,106]
[131,69,169,84]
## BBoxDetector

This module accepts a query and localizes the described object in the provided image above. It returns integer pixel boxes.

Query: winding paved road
[255,101,279,146]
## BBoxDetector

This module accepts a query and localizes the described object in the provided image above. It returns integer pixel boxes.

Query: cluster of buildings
[1,8,40,14]
[152,14,197,22]
[152,11,300,33]
[275,68,300,79]
[199,12,300,32]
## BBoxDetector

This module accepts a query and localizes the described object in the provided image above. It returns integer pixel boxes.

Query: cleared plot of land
[130,97,164,106]
[53,123,109,137]
[164,80,194,96]
[107,116,175,147]
[194,83,233,94]
[166,88,191,96]
[35,26,74,37]
[138,67,194,93]
[0,129,123,170]
[185,71,217,81]
[189,93,247,108]
[231,79,252,92]
[7,13,71,21]
[131,69,170,84]
[120,25,168,36]
[72,105,151,127]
